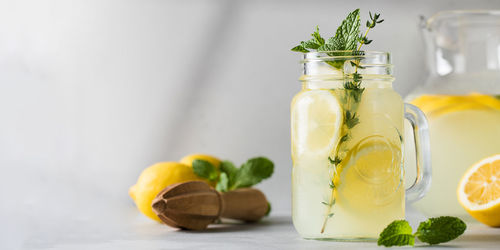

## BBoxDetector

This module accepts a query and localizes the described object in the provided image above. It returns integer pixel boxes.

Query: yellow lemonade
[410,93,500,217]
[291,80,405,239]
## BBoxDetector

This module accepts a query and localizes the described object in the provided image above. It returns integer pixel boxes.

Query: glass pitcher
[407,10,500,218]
[291,51,431,240]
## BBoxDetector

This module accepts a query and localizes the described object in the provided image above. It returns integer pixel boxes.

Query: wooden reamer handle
[220,188,269,222]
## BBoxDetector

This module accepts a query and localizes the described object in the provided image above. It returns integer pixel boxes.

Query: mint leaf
[322,8,360,51]
[220,160,238,187]
[317,8,361,69]
[215,172,229,192]
[378,220,415,247]
[302,40,320,49]
[415,216,466,245]
[310,26,325,47]
[220,160,238,177]
[291,26,325,52]
[302,26,325,49]
[336,8,360,50]
[495,94,500,100]
[317,43,335,52]
[317,45,349,69]
[291,45,309,53]
[231,157,274,189]
[318,9,360,52]
[318,44,344,69]
[326,37,343,50]
[192,159,218,181]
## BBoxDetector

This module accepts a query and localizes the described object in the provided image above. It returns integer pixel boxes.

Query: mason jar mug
[291,51,431,240]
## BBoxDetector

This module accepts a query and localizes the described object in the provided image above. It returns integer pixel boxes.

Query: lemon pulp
[458,155,500,227]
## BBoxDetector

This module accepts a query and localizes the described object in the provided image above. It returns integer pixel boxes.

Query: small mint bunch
[192,157,274,192]
[378,216,466,247]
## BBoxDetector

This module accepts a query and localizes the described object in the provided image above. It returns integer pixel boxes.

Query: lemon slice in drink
[337,135,403,207]
[291,90,343,158]
[457,154,500,227]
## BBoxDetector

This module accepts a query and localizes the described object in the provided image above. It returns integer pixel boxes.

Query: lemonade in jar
[290,10,431,240]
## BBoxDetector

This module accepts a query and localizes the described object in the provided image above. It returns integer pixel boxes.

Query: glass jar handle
[404,103,432,203]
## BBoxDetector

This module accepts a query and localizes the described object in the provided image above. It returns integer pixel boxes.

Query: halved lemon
[291,90,343,158]
[457,154,500,227]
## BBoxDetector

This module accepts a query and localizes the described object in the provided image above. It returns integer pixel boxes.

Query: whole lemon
[180,154,221,169]
[129,162,209,221]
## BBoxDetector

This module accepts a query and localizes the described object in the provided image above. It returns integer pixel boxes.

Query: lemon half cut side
[457,154,500,227]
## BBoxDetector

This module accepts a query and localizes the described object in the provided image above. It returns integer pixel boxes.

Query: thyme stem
[357,27,371,51]
[319,11,383,234]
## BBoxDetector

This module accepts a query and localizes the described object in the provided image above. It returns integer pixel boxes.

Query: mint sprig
[292,10,361,54]
[378,216,466,247]
[192,157,274,192]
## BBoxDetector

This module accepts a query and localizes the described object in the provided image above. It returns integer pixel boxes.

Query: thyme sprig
[321,11,383,234]
[357,12,384,50]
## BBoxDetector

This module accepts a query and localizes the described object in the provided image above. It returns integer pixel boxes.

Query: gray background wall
[1,0,499,248]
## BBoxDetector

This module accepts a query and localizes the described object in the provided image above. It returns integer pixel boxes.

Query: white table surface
[17,209,500,250]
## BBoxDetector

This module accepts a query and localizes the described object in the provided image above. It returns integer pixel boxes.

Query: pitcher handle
[404,103,432,203]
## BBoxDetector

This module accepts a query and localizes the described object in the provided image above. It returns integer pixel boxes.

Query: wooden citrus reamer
[151,181,269,230]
